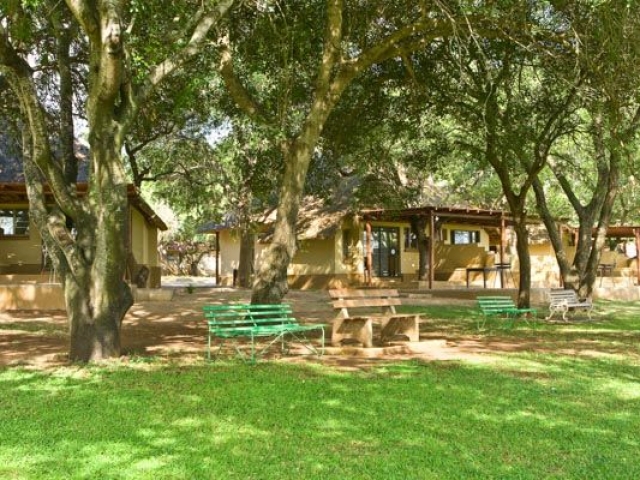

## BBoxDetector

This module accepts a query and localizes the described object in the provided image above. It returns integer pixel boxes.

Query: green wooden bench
[204,303,325,363]
[476,296,537,330]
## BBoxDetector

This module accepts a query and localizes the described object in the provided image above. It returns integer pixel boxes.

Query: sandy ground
[0,286,514,370]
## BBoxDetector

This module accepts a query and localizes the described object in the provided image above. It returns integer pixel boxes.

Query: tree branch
[0,30,82,218]
[64,0,100,44]
[138,0,236,107]
[217,32,272,124]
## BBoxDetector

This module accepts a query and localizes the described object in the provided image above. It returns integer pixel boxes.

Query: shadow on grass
[0,358,638,480]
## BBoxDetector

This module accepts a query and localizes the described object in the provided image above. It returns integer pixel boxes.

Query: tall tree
[420,14,579,307]
[531,1,640,297]
[220,0,513,303]
[0,0,235,361]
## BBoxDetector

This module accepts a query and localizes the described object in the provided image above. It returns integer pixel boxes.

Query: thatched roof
[258,196,352,241]
[0,128,167,230]
[199,178,358,240]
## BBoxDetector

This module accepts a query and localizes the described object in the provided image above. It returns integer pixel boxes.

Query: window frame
[450,229,480,245]
[404,227,418,251]
[0,208,30,238]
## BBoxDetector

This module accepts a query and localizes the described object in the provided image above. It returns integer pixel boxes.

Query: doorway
[365,226,401,277]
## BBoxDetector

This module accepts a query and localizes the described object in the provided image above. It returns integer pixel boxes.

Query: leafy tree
[219,0,523,303]
[531,1,640,297]
[0,0,235,361]
[416,8,579,306]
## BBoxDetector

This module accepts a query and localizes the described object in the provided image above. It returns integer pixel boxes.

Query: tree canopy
[2,0,640,360]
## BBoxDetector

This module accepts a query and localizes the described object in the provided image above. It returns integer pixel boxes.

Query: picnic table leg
[359,321,373,348]
[332,318,373,348]
[380,316,420,343]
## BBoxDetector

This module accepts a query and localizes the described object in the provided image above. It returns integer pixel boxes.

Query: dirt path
[0,287,503,369]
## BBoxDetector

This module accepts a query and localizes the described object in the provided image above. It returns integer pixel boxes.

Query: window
[342,230,352,260]
[0,209,29,236]
[450,229,480,245]
[404,228,418,250]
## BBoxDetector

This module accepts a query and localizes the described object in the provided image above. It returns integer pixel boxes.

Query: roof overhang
[597,226,640,238]
[360,206,512,227]
[0,182,168,231]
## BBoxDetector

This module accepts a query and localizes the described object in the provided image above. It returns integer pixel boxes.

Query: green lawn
[1,300,639,479]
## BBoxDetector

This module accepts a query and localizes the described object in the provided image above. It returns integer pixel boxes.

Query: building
[0,133,167,309]
[203,197,573,289]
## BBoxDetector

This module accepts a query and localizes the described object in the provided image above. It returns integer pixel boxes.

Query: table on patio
[466,263,514,289]
[597,262,615,286]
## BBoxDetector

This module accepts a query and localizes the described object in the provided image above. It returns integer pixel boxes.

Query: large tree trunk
[20,121,133,361]
[511,216,531,307]
[66,274,132,360]
[410,216,429,280]
[237,228,255,288]
[251,144,311,303]
[69,134,133,360]
[249,1,345,304]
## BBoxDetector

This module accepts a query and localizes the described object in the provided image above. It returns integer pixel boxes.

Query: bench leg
[477,314,486,331]
[283,327,326,356]
[546,306,567,321]
[208,334,229,361]
[332,318,373,348]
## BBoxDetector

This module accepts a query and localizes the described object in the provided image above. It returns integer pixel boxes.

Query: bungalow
[0,135,167,309]
[0,183,167,286]
[203,198,579,290]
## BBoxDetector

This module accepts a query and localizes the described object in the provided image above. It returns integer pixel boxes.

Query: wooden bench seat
[546,289,593,321]
[328,289,420,347]
[204,304,325,363]
[476,295,537,329]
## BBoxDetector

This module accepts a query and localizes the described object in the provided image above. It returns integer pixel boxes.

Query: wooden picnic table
[328,289,420,347]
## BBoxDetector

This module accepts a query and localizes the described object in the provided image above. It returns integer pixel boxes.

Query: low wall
[0,281,169,311]
[0,284,65,310]
[593,285,640,301]
[132,287,174,302]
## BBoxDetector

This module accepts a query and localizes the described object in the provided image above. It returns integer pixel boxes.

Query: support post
[429,210,435,289]
[365,221,373,285]
[500,215,506,289]
[215,231,220,286]
[635,228,640,286]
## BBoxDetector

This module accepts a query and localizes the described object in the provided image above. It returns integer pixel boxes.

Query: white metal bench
[547,289,593,321]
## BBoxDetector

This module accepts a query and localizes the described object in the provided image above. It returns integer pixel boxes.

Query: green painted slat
[204,302,326,362]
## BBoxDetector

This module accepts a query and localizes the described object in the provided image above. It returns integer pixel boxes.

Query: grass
[400,300,640,357]
[1,300,639,479]
[0,321,67,337]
